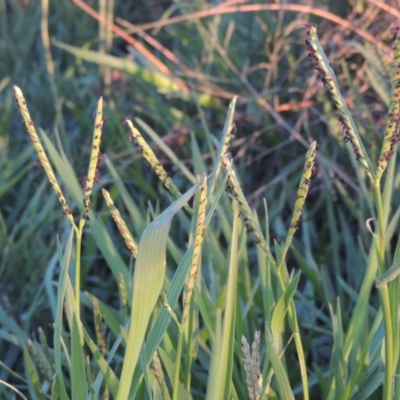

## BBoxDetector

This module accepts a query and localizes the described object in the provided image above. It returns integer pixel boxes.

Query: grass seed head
[79,97,105,231]
[102,189,138,258]
[305,26,374,181]
[13,85,75,226]
[242,331,262,400]
[376,28,400,182]
[124,119,193,214]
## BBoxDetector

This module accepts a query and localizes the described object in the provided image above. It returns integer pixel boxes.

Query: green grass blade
[117,182,200,399]
[89,216,131,286]
[220,211,239,400]
[54,230,74,400]
[270,271,301,349]
[52,40,182,93]
[264,324,295,400]
[71,313,88,400]
[206,310,223,400]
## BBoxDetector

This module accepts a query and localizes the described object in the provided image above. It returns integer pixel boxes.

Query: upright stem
[173,327,184,400]
[75,230,82,319]
[374,184,386,274]
[374,183,394,400]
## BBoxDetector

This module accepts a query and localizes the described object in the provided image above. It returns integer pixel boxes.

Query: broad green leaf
[117,182,200,399]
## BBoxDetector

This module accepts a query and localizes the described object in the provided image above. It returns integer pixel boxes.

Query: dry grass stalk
[242,331,262,400]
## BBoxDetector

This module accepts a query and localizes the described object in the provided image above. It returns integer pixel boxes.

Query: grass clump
[3,2,400,400]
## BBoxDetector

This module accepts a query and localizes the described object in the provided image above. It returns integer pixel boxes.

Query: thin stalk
[75,231,83,319]
[374,183,394,399]
[379,285,394,400]
[374,184,386,272]
[184,305,194,392]
[172,327,184,400]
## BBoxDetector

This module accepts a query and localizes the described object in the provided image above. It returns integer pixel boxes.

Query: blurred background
[1,0,399,386]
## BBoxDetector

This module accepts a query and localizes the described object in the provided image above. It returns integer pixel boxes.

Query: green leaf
[54,230,74,400]
[117,182,200,399]
[220,212,239,400]
[71,313,88,400]
[270,272,301,350]
[264,324,295,400]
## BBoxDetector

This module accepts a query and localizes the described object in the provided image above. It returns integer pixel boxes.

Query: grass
[2,0,400,399]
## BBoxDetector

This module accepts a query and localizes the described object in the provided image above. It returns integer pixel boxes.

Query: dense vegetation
[1,1,400,399]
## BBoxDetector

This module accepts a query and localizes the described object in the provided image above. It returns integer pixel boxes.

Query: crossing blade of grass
[0,147,32,199]
[39,129,83,208]
[270,271,301,351]
[342,308,382,399]
[343,243,378,359]
[52,40,181,93]
[116,181,200,399]
[0,304,28,340]
[190,130,208,176]
[54,229,74,400]
[89,216,131,287]
[264,323,295,400]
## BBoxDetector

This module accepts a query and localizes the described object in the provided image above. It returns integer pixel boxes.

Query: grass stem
[75,232,83,319]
